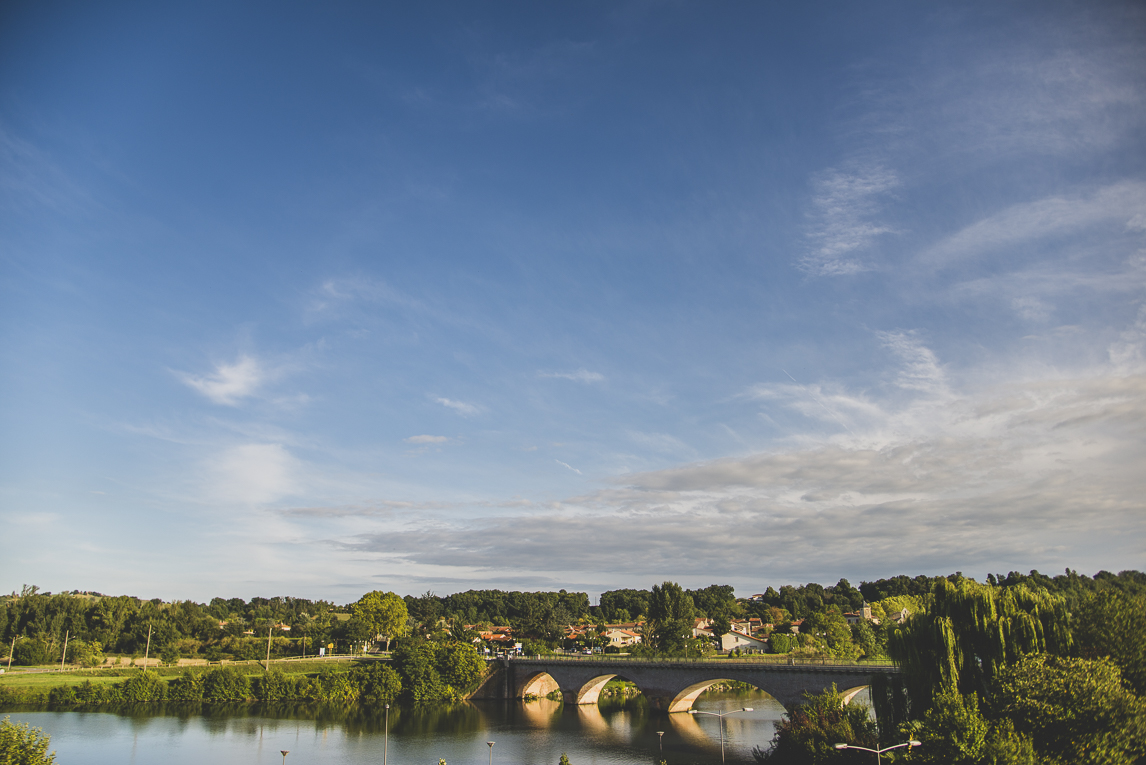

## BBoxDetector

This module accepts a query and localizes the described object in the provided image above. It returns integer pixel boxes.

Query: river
[0,687,850,764]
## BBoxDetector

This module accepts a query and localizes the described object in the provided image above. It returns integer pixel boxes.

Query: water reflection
[3,689,789,764]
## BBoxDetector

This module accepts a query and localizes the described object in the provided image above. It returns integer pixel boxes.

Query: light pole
[688,707,754,763]
[280,750,289,765]
[487,740,496,765]
[656,730,665,750]
[383,704,390,765]
[834,740,921,763]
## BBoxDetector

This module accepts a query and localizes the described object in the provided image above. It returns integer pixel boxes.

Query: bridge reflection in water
[505,687,792,759]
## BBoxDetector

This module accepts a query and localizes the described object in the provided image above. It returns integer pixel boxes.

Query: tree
[887,579,1071,709]
[1072,589,1146,696]
[646,582,696,654]
[992,655,1146,765]
[352,591,409,651]
[752,686,877,764]
[0,717,56,764]
[906,688,1037,765]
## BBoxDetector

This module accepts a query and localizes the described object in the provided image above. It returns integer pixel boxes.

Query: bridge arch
[517,671,561,699]
[572,673,618,705]
[839,685,869,705]
[665,678,782,713]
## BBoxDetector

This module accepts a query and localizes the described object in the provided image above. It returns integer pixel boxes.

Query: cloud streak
[178,356,264,406]
[539,369,605,383]
[800,163,899,276]
[434,397,481,416]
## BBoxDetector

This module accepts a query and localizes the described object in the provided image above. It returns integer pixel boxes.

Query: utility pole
[265,625,273,671]
[7,636,15,672]
[60,630,69,671]
[142,624,152,670]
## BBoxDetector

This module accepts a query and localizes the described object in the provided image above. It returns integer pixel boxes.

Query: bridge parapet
[494,657,899,712]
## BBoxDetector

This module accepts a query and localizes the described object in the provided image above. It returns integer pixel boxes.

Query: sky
[1,1,1145,604]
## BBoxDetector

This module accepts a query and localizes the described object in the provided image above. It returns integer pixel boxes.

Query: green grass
[0,657,369,690]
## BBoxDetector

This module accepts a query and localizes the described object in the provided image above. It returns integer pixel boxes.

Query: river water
[0,688,845,765]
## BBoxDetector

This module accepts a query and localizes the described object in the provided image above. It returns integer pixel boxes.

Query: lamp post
[487,740,496,765]
[688,707,754,763]
[834,740,921,763]
[280,750,289,765]
[383,704,390,765]
[656,730,665,750]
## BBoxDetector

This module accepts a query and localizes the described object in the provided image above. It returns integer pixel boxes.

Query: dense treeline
[0,635,487,708]
[3,569,1143,666]
[755,575,1146,764]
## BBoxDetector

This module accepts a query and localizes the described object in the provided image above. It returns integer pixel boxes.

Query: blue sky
[2,1,1145,603]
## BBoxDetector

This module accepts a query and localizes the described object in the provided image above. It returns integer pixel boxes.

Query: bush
[159,644,180,666]
[202,666,251,701]
[254,669,297,701]
[0,716,56,764]
[65,639,105,668]
[13,639,51,666]
[769,634,792,654]
[351,662,402,702]
[752,685,877,764]
[312,666,359,701]
[168,670,205,701]
[120,671,166,702]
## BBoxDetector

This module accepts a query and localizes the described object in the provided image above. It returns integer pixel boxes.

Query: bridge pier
[472,657,899,714]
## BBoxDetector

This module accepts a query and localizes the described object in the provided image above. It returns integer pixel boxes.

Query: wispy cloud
[538,368,605,383]
[405,434,449,444]
[433,397,481,416]
[922,181,1146,269]
[800,163,899,276]
[555,460,582,475]
[177,356,264,406]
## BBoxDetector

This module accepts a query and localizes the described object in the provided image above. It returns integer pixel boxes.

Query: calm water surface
[1,689,842,765]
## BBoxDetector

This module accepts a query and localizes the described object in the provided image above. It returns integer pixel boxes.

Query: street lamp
[280,750,289,765]
[688,707,754,763]
[383,704,390,765]
[656,730,665,750]
[834,740,921,763]
[487,740,496,765]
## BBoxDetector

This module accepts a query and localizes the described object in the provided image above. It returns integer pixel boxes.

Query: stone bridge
[477,657,899,712]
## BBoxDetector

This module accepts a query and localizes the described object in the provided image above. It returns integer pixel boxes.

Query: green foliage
[351,662,402,702]
[1072,589,1146,696]
[769,634,792,654]
[12,639,50,666]
[888,579,1071,708]
[201,666,252,701]
[159,643,180,666]
[120,671,167,701]
[0,716,56,765]
[558,754,571,765]
[920,689,987,763]
[65,638,104,667]
[752,685,878,764]
[351,591,409,649]
[168,670,205,701]
[991,654,1146,765]
[646,582,696,654]
[392,639,449,701]
[435,641,485,692]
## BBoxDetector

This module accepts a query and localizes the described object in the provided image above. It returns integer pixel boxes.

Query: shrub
[13,639,51,666]
[254,669,297,701]
[0,716,56,764]
[202,666,251,701]
[168,670,205,701]
[351,662,402,702]
[120,671,166,702]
